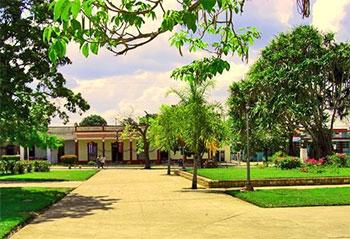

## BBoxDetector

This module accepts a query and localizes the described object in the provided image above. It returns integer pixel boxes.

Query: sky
[52,0,350,125]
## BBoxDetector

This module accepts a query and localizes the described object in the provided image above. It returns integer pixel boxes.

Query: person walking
[100,156,106,169]
[97,155,101,169]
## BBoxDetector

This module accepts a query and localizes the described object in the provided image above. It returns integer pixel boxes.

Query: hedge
[60,155,77,165]
[0,160,50,175]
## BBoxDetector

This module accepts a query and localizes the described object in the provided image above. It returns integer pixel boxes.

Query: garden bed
[175,167,350,188]
[227,187,350,208]
[0,170,98,181]
[0,187,72,238]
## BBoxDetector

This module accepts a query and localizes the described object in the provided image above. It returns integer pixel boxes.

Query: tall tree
[244,25,350,159]
[0,0,89,148]
[80,114,107,126]
[150,104,184,175]
[170,57,230,189]
[122,112,156,169]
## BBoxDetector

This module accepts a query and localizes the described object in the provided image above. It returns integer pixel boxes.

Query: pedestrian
[101,156,106,169]
[97,155,101,169]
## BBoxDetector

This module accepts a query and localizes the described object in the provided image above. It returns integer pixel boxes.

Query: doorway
[87,142,98,161]
[111,142,123,163]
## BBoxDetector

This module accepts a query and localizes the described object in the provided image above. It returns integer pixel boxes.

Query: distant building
[0,125,231,164]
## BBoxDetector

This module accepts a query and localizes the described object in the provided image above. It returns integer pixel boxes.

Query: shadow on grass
[32,193,119,224]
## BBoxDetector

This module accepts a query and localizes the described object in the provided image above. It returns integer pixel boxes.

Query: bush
[305,158,325,165]
[0,155,20,161]
[275,156,302,170]
[326,153,350,168]
[60,155,77,165]
[267,151,285,166]
[13,161,26,174]
[87,161,96,166]
[33,160,50,172]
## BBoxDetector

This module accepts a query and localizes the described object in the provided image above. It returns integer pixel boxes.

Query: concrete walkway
[10,169,350,239]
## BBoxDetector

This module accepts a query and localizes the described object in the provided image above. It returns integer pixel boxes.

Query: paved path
[10,169,350,239]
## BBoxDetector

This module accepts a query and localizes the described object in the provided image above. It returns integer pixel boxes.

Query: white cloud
[248,0,295,26]
[312,0,350,33]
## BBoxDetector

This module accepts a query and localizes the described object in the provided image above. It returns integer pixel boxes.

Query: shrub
[87,161,96,166]
[0,160,5,174]
[275,156,302,170]
[33,160,50,172]
[326,154,350,168]
[60,155,77,166]
[305,158,325,165]
[0,155,20,161]
[13,161,26,174]
[268,151,285,166]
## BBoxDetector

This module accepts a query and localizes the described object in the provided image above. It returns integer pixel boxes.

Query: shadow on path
[33,193,119,224]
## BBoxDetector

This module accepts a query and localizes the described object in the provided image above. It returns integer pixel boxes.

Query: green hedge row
[0,160,50,175]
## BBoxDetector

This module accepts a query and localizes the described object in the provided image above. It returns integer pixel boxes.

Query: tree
[243,25,350,159]
[79,114,107,126]
[170,57,230,189]
[0,0,89,149]
[150,105,184,175]
[228,79,289,161]
[121,112,156,169]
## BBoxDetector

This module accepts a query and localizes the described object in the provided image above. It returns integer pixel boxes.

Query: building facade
[0,125,231,164]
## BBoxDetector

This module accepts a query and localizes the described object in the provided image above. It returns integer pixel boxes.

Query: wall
[64,140,75,155]
[78,139,103,161]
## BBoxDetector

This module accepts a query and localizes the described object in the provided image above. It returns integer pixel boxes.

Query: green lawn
[0,170,98,181]
[189,167,350,180]
[0,187,71,238]
[227,187,350,208]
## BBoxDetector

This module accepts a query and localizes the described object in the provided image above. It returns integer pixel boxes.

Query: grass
[0,170,98,181]
[227,187,350,208]
[0,187,71,238]
[188,167,350,180]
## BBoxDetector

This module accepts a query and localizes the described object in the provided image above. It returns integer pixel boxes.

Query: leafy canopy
[0,0,89,148]
[79,114,107,126]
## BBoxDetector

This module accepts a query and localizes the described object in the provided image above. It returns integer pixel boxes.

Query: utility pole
[244,103,254,191]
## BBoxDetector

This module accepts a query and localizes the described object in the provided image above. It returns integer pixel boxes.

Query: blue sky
[53,0,350,125]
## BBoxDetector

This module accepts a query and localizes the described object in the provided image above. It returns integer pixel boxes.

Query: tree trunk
[192,153,198,189]
[312,130,333,159]
[182,152,186,170]
[263,147,268,166]
[144,140,151,169]
[167,155,171,175]
[288,133,295,156]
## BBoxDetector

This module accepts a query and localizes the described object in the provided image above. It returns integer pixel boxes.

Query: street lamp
[244,103,254,191]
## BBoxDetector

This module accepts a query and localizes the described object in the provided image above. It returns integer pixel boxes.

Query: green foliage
[0,160,50,175]
[79,114,107,126]
[326,154,350,168]
[275,156,302,170]
[60,155,77,165]
[0,155,20,161]
[32,160,50,172]
[243,25,350,159]
[87,160,96,166]
[0,0,89,147]
[44,0,260,62]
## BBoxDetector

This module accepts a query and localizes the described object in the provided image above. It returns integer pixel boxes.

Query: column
[46,148,52,163]
[129,140,133,163]
[102,139,105,157]
[75,139,79,161]
[26,147,30,160]
[20,146,25,160]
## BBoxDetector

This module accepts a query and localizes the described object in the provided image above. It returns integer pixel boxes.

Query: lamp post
[244,103,254,191]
